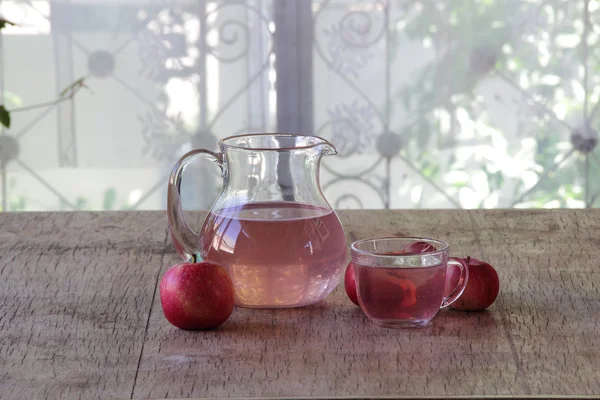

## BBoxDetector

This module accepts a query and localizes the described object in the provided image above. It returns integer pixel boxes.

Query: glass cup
[350,237,469,328]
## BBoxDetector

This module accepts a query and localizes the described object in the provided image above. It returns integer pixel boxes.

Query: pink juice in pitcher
[199,201,348,308]
[355,262,447,326]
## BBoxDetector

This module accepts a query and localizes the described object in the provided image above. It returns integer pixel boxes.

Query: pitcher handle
[167,149,223,262]
[441,257,469,308]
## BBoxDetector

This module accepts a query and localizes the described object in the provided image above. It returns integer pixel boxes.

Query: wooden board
[0,212,167,399]
[471,210,600,396]
[1,210,599,399]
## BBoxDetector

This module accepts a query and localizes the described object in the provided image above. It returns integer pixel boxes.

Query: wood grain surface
[0,210,598,400]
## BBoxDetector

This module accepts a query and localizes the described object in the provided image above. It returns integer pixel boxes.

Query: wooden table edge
[137,396,600,400]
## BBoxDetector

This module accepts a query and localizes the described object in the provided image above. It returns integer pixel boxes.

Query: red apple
[401,240,436,254]
[160,261,235,329]
[446,257,500,311]
[344,262,359,306]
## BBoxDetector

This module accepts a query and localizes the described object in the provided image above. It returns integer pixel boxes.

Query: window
[1,0,598,211]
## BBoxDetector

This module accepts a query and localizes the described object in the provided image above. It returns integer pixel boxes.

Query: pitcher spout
[316,137,337,156]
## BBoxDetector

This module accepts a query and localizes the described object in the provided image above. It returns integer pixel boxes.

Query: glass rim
[350,236,449,259]
[219,133,337,153]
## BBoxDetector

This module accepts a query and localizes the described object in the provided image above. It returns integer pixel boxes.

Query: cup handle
[440,257,469,309]
[167,149,223,262]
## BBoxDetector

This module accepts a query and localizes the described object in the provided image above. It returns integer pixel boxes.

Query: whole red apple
[160,261,235,330]
[344,262,359,306]
[446,257,500,311]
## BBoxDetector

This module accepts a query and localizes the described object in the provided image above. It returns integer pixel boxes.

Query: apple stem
[191,251,203,264]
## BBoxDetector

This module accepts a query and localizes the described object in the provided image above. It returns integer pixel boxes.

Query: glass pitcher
[167,133,348,308]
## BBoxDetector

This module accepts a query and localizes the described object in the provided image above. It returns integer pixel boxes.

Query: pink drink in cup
[351,237,468,328]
